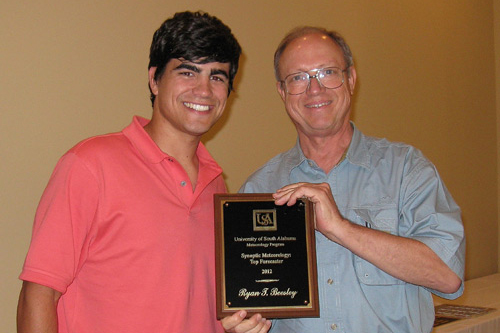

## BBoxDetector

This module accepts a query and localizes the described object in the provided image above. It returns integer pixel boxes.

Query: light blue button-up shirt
[240,123,465,333]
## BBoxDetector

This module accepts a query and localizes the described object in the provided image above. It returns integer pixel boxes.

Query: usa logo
[253,209,277,231]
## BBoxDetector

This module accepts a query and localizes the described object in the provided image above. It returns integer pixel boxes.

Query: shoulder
[358,131,431,170]
[69,131,128,157]
[240,147,298,193]
[60,131,137,170]
[52,131,130,180]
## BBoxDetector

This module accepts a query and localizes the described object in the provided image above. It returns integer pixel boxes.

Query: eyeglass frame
[280,66,350,95]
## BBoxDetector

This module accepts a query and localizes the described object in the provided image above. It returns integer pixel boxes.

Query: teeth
[307,101,331,108]
[184,102,210,111]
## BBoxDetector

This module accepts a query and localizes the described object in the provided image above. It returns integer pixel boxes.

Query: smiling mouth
[184,102,210,112]
[306,101,332,109]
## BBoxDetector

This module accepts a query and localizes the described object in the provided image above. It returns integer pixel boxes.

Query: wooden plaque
[214,193,319,319]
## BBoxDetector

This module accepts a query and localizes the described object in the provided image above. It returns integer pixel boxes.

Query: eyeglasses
[281,67,348,95]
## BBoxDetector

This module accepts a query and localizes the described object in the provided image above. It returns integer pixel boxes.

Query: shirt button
[180,181,187,187]
[330,323,337,330]
[327,278,334,285]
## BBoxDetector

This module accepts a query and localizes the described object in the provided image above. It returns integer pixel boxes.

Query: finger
[232,313,265,333]
[273,188,295,203]
[257,319,272,333]
[275,183,299,192]
[221,310,246,331]
[282,187,313,206]
[288,184,329,204]
[276,187,316,206]
[243,315,270,333]
[273,190,297,206]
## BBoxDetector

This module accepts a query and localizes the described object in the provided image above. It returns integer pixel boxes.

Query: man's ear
[148,67,159,96]
[347,66,357,95]
[276,81,286,102]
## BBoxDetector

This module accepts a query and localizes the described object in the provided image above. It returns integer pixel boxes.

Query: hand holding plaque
[214,193,319,319]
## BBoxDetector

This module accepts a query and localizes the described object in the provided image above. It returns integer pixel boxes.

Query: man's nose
[307,74,325,93]
[193,76,213,96]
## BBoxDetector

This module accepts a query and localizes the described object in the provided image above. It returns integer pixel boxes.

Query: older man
[240,27,465,333]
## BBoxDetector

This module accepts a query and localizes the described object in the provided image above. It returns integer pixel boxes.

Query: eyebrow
[210,68,229,79]
[174,63,229,79]
[174,63,201,73]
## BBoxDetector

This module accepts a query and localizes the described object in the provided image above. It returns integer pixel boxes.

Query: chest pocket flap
[350,208,404,286]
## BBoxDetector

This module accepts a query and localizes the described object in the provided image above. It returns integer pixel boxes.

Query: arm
[17,281,62,333]
[273,182,462,294]
[221,310,271,333]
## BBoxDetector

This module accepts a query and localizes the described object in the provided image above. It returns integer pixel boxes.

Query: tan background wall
[1,0,498,331]
[495,0,500,280]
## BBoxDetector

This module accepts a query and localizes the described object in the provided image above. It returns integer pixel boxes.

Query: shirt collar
[346,122,371,169]
[287,122,371,175]
[122,116,169,164]
[122,116,221,171]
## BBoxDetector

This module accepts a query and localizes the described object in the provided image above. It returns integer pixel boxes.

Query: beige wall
[1,0,498,331]
[496,0,500,281]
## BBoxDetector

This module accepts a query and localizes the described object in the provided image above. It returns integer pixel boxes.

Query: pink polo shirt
[20,116,226,333]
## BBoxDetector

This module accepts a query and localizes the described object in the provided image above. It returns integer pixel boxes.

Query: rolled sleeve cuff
[415,236,465,299]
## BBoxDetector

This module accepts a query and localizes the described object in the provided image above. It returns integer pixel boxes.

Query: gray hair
[274,26,354,81]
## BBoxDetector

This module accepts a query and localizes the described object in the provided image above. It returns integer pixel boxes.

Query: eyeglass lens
[284,67,345,95]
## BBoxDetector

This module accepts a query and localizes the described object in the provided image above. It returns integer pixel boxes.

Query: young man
[17,11,270,333]
[241,27,465,332]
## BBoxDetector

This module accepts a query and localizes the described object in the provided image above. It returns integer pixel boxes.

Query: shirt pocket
[348,207,405,286]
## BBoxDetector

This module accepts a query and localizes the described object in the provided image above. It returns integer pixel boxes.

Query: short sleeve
[20,152,99,293]
[399,155,465,299]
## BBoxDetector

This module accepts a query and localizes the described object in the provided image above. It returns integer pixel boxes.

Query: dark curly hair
[148,11,242,105]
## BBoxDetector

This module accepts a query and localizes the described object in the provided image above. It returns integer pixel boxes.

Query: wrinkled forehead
[279,33,346,75]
